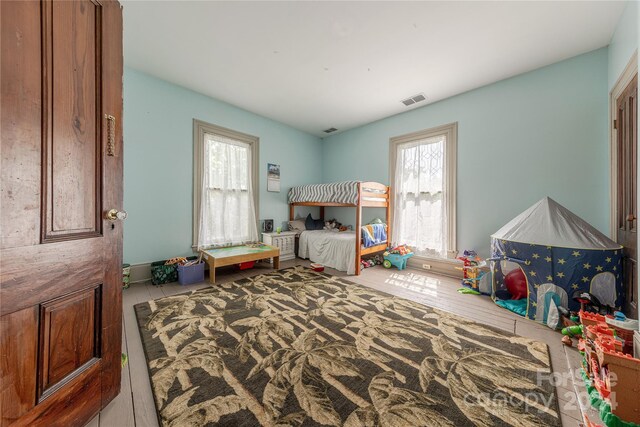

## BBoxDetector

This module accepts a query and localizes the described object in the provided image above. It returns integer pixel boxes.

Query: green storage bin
[150,261,178,285]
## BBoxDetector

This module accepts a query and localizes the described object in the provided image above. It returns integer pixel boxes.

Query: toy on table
[382,245,414,270]
[455,250,488,293]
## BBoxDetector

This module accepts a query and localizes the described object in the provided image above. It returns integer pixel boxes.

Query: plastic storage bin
[151,261,178,285]
[238,261,255,270]
[177,262,205,285]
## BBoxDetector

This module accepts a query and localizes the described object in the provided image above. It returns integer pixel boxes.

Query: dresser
[262,231,297,262]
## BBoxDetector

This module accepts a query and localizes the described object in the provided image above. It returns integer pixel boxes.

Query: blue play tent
[491,197,624,324]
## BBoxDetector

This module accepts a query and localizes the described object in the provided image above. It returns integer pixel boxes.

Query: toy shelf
[579,311,640,425]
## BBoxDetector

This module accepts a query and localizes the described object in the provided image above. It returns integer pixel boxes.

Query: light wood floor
[88,259,590,427]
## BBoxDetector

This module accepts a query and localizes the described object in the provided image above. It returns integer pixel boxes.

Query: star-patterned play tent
[491,197,624,324]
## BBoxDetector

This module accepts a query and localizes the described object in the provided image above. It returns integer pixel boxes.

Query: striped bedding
[288,181,359,204]
[288,181,384,205]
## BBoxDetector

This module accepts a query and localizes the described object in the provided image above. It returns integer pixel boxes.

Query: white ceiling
[123,1,626,137]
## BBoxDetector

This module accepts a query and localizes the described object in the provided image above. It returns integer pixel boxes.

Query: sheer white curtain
[197,132,258,249]
[392,135,448,258]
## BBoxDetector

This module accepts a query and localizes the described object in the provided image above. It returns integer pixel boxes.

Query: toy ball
[504,268,527,300]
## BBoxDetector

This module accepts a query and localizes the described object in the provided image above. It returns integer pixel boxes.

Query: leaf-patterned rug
[134,266,560,426]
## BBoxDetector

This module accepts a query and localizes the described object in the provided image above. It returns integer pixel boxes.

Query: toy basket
[177,261,205,285]
[151,256,197,285]
[151,261,178,285]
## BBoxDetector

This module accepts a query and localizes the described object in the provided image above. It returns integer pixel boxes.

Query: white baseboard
[130,263,152,283]
[130,256,464,283]
[129,261,211,284]
[406,256,463,279]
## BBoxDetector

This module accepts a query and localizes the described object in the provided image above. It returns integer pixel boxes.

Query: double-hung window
[390,123,457,259]
[193,120,259,249]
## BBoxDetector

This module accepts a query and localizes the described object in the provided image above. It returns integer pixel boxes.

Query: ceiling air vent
[323,127,338,134]
[401,93,426,107]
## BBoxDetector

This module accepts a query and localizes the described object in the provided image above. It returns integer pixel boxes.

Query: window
[390,122,457,259]
[193,120,259,248]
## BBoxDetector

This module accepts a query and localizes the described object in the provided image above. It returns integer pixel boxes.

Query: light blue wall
[125,46,617,264]
[123,68,322,264]
[322,48,610,258]
[607,0,638,90]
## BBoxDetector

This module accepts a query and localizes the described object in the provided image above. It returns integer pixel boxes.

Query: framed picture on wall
[267,163,280,192]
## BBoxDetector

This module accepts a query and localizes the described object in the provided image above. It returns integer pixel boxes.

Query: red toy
[504,268,527,300]
[238,261,255,270]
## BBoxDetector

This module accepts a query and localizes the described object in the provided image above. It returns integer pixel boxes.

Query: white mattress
[298,230,356,275]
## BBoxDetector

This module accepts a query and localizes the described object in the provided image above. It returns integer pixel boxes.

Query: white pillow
[288,219,306,233]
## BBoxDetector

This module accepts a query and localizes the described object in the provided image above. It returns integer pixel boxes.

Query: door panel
[98,0,124,407]
[0,308,39,425]
[0,0,42,250]
[16,363,103,427]
[0,0,123,425]
[616,73,638,319]
[38,286,101,401]
[44,0,102,240]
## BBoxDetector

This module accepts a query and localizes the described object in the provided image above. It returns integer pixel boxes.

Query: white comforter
[298,230,356,275]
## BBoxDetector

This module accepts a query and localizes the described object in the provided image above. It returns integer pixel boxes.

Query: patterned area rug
[134,267,560,426]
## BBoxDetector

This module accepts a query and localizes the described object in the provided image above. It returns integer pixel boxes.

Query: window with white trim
[193,120,259,249]
[390,123,457,259]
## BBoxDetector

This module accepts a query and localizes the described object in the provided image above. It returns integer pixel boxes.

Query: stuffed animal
[324,219,342,230]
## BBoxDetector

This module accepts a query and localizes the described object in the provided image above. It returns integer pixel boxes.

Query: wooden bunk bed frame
[289,181,391,275]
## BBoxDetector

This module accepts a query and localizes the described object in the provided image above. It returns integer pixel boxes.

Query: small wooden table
[200,244,280,283]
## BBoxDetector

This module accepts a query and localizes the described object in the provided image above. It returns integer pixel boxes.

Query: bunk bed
[288,181,391,275]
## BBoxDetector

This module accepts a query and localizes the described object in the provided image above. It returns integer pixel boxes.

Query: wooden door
[616,74,638,319]
[0,1,124,425]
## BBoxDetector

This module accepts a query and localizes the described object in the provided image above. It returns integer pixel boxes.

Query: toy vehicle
[383,252,414,270]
